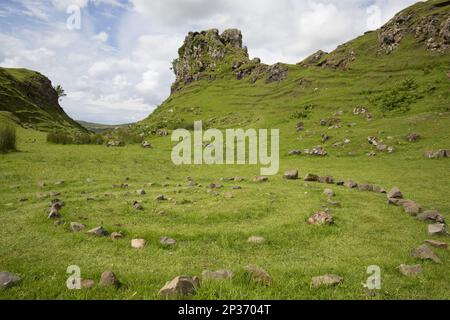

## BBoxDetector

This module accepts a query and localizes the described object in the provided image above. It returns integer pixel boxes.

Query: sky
[0,0,421,124]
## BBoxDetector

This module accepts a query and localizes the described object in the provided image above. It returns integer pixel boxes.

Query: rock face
[378,9,450,54]
[298,50,328,66]
[244,265,272,286]
[0,272,21,289]
[311,274,343,288]
[159,276,200,297]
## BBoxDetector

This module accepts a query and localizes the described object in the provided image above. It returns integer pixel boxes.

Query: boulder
[154,194,168,201]
[201,269,234,281]
[160,237,177,246]
[70,222,85,232]
[425,240,448,249]
[424,150,448,159]
[344,180,358,189]
[323,189,335,197]
[311,274,343,288]
[304,173,319,182]
[428,223,447,236]
[318,176,334,184]
[111,232,124,240]
[416,210,445,223]
[86,226,109,237]
[99,271,121,288]
[254,176,269,182]
[131,238,146,249]
[0,272,21,289]
[244,265,272,286]
[307,211,334,225]
[387,187,403,199]
[402,200,422,216]
[133,201,143,210]
[358,184,374,192]
[373,186,387,194]
[158,276,200,297]
[136,189,146,196]
[411,244,441,263]
[398,264,422,277]
[284,170,299,180]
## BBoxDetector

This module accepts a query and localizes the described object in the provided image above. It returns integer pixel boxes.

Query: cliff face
[0,67,85,131]
[170,28,289,93]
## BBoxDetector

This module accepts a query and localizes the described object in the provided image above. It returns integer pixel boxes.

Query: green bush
[0,124,16,153]
[372,79,421,114]
[47,131,104,145]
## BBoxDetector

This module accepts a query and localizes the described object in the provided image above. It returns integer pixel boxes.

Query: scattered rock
[311,274,343,288]
[416,210,445,223]
[323,189,335,197]
[0,272,21,289]
[344,180,358,188]
[160,237,177,246]
[142,141,152,148]
[425,240,448,249]
[136,189,146,196]
[266,63,288,83]
[49,191,61,197]
[107,140,124,147]
[296,122,305,131]
[406,133,420,142]
[247,236,265,244]
[99,270,121,288]
[428,223,447,236]
[288,149,301,156]
[47,208,61,219]
[318,176,334,184]
[305,146,328,156]
[402,200,422,216]
[133,201,143,210]
[327,199,341,207]
[111,232,124,240]
[158,276,200,297]
[358,184,374,192]
[424,150,449,159]
[209,183,223,189]
[131,238,146,249]
[155,195,168,201]
[307,211,334,225]
[411,244,441,263]
[398,264,422,277]
[254,176,269,182]
[304,173,319,182]
[387,187,403,199]
[70,222,85,232]
[86,226,109,237]
[244,265,272,286]
[373,186,387,194]
[283,170,298,180]
[202,269,234,280]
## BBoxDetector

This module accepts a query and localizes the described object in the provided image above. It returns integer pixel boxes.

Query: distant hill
[76,120,131,133]
[135,0,449,146]
[0,67,86,132]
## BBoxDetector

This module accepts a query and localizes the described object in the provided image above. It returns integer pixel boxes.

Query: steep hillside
[0,67,86,132]
[135,0,450,158]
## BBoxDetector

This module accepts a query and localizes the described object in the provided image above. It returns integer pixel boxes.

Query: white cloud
[0,0,420,124]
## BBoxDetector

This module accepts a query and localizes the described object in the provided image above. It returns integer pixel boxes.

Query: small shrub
[371,79,421,114]
[47,131,105,145]
[290,104,315,119]
[0,124,16,153]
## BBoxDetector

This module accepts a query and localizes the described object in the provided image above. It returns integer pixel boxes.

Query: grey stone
[411,244,441,263]
[244,265,272,286]
[86,226,109,237]
[398,264,422,277]
[0,272,21,289]
[428,223,447,236]
[284,170,299,180]
[160,237,177,246]
[311,274,343,288]
[425,240,448,249]
[416,210,445,223]
[159,276,200,297]
[99,271,120,288]
[70,222,85,232]
[388,187,403,199]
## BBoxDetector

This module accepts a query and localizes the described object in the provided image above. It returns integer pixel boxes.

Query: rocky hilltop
[171,28,288,93]
[0,67,85,131]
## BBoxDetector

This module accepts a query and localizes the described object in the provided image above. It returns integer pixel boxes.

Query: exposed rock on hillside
[170,28,288,92]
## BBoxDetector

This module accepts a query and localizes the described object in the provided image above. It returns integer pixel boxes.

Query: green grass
[0,0,449,300]
[0,121,448,300]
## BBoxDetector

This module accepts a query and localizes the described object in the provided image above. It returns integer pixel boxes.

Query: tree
[54,85,67,100]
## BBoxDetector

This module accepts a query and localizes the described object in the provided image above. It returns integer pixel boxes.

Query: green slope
[0,67,86,132]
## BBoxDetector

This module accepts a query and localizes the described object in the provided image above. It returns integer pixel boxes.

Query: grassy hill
[0,67,86,132]
[76,120,131,134]
[0,0,448,300]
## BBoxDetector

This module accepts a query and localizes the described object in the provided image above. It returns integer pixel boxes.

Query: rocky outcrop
[378,6,450,54]
[298,50,328,66]
[171,29,288,92]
